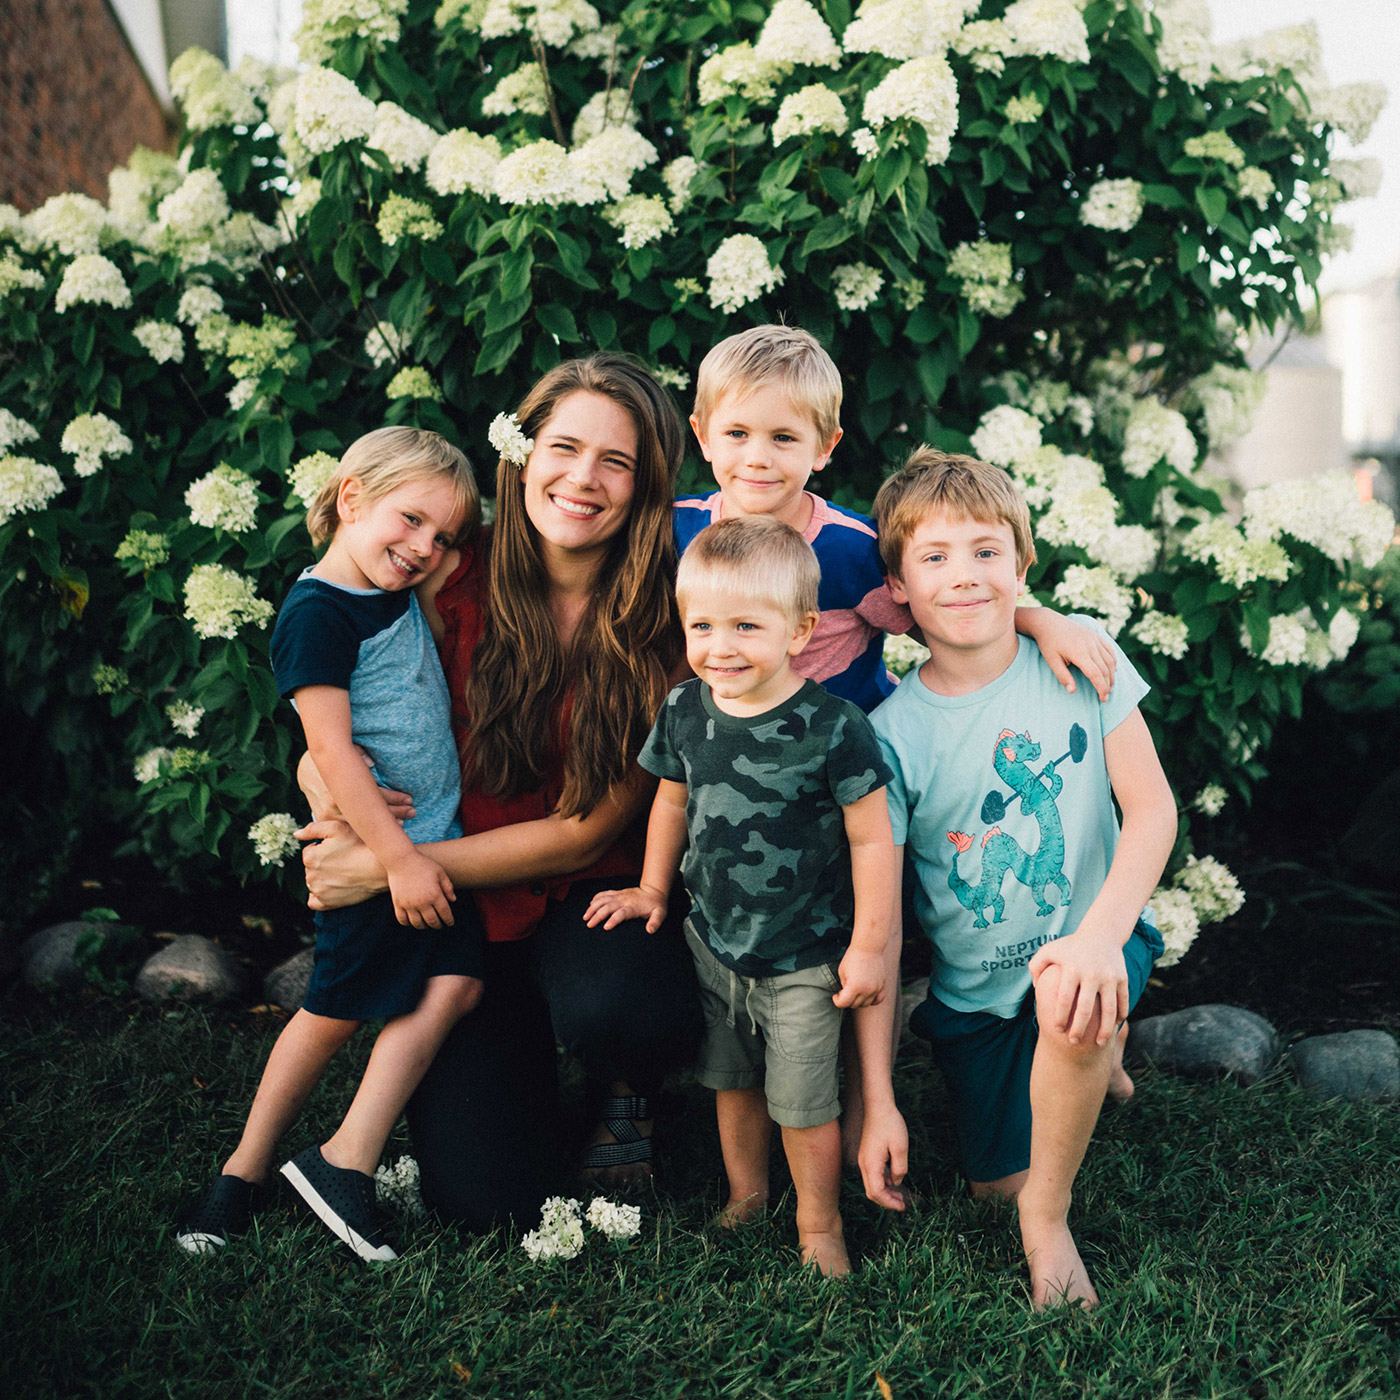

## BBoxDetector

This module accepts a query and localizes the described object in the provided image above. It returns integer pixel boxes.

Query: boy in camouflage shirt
[586,517,896,1277]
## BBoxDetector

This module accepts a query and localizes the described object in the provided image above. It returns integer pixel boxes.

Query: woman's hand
[295,818,389,911]
[297,749,415,825]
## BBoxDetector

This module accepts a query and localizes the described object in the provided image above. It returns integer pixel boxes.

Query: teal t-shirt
[639,678,892,977]
[870,620,1153,1018]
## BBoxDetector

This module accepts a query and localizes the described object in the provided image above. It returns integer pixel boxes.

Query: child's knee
[1033,969,1108,1059]
[441,975,483,1021]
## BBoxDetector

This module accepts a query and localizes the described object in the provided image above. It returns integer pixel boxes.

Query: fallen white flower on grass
[375,1156,428,1218]
[522,1196,585,1261]
[586,1197,641,1240]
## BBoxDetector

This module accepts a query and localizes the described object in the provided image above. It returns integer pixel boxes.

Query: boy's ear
[886,571,908,605]
[336,474,363,523]
[688,412,713,462]
[812,425,843,473]
[787,609,820,656]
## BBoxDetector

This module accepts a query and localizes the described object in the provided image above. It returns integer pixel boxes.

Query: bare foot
[1018,1212,1098,1310]
[1106,1023,1135,1103]
[715,1192,768,1229]
[798,1228,851,1278]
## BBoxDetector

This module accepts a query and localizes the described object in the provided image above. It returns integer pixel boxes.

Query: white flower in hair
[489,412,534,465]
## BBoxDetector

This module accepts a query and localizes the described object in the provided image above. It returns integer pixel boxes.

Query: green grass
[2,996,1396,1400]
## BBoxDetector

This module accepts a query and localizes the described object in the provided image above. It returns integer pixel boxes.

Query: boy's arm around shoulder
[1028,706,1177,1044]
[1015,605,1117,702]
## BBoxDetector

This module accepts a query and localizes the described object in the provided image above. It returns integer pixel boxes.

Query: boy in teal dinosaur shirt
[852,448,1176,1309]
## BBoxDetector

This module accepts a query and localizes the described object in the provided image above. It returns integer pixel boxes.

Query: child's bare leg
[782,1119,849,1277]
[1016,965,1114,1310]
[1106,1022,1134,1102]
[715,1087,772,1226]
[321,975,482,1177]
[223,1009,360,1184]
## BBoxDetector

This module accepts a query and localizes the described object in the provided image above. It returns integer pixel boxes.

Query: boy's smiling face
[888,508,1028,666]
[690,380,841,532]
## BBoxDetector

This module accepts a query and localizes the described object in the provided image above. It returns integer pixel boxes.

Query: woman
[297,354,702,1229]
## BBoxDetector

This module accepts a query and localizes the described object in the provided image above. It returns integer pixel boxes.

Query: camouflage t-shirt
[639,678,892,977]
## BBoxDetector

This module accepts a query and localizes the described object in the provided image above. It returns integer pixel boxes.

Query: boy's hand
[583,885,668,934]
[387,850,457,929]
[833,946,886,1009]
[1022,609,1117,702]
[1028,926,1129,1046]
[858,1103,909,1212]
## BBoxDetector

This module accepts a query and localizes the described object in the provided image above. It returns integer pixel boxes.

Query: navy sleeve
[269,586,365,698]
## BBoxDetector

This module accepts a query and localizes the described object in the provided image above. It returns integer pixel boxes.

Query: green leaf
[875,147,912,203]
[500,246,535,302]
[475,328,522,375]
[536,303,582,342]
[587,309,617,347]
[1142,183,1189,210]
[800,216,852,257]
[648,316,676,355]
[245,666,279,718]
[1195,185,1227,227]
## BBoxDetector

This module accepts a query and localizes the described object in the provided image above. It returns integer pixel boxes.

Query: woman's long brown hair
[461,354,684,817]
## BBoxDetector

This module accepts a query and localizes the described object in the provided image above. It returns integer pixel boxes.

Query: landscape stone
[1289,1030,1400,1102]
[134,934,248,1004]
[1128,1004,1281,1084]
[20,920,109,992]
[263,947,315,1011]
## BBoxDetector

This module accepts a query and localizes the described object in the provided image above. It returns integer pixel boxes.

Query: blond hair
[306,427,479,548]
[676,516,820,624]
[873,447,1036,577]
[692,324,842,445]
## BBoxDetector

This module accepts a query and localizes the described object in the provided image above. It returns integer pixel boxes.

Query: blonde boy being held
[586,517,896,1277]
[856,451,1177,1308]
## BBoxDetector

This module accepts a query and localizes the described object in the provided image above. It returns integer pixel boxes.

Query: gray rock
[263,947,315,1011]
[1290,1031,1400,1102]
[134,935,248,1004]
[1128,1004,1281,1084]
[20,921,109,992]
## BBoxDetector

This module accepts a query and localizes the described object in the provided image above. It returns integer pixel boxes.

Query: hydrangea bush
[0,0,1393,916]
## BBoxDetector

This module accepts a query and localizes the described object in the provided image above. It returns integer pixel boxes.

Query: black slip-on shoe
[280,1147,397,1262]
[174,1174,260,1255]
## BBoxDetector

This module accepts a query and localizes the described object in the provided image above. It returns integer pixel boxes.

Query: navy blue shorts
[909,918,1163,1183]
[302,891,485,1022]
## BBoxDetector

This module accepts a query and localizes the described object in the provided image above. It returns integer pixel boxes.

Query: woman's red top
[435,536,645,942]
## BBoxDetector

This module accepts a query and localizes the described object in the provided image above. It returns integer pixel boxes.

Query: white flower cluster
[772,84,849,144]
[177,285,224,326]
[55,254,131,312]
[1193,783,1226,817]
[0,455,63,525]
[1002,0,1090,64]
[26,192,110,256]
[365,320,406,368]
[1037,481,1156,582]
[0,251,44,298]
[1308,81,1387,145]
[1004,95,1043,125]
[93,663,129,695]
[134,747,174,786]
[249,812,301,866]
[62,413,132,478]
[133,320,185,364]
[107,148,183,232]
[186,463,260,532]
[374,1155,428,1218]
[166,700,205,737]
[569,127,659,205]
[1180,518,1291,590]
[845,0,978,61]
[295,67,378,155]
[1242,474,1395,569]
[862,55,959,165]
[1183,130,1245,168]
[1331,159,1382,203]
[832,262,884,311]
[489,413,535,465]
[377,195,443,246]
[522,1196,586,1261]
[427,130,503,196]
[387,367,441,400]
[1235,167,1274,210]
[1325,607,1360,662]
[296,0,411,63]
[971,404,1042,467]
[370,102,439,171]
[947,240,1023,318]
[1213,21,1321,83]
[1242,613,1308,667]
[154,167,229,240]
[951,20,1016,76]
[0,409,38,454]
[883,630,930,678]
[698,43,783,105]
[116,527,170,570]
[1121,398,1197,478]
[653,366,690,391]
[754,0,840,69]
[662,157,701,214]
[1153,0,1212,87]
[1130,609,1189,660]
[494,140,573,206]
[603,195,673,250]
[1149,886,1199,968]
[483,63,549,118]
[1187,364,1265,450]
[1175,854,1245,924]
[1051,564,1134,636]
[169,48,261,131]
[184,563,274,639]
[290,450,341,507]
[571,90,634,145]
[585,1197,642,1240]
[472,0,602,49]
[224,316,298,381]
[706,234,785,313]
[1080,178,1144,232]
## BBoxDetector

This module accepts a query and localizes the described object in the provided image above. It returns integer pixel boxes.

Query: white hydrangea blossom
[374,1156,428,1218]
[1121,398,1197,478]
[478,0,601,48]
[568,127,659,205]
[1328,607,1360,661]
[569,20,623,65]
[662,157,701,214]
[154,169,231,243]
[603,195,674,250]
[248,812,301,866]
[166,701,205,737]
[107,149,183,232]
[862,54,959,164]
[386,367,442,400]
[896,276,926,310]
[1130,609,1189,660]
[234,54,297,103]
[290,450,341,507]
[1051,564,1134,636]
[61,413,132,478]
[0,252,44,298]
[951,19,1016,75]
[377,195,443,246]
[653,366,690,391]
[831,262,884,311]
[1010,446,1103,510]
[369,102,440,171]
[184,563,275,639]
[489,412,534,465]
[175,51,262,131]
[226,378,254,412]
[586,1197,642,1239]
[1004,95,1044,124]
[1080,178,1144,232]
[571,89,635,145]
[427,130,503,196]
[845,0,978,61]
[1242,613,1308,667]
[26,192,109,256]
[772,84,849,145]
[55,254,131,312]
[0,455,64,524]
[1035,482,1154,581]
[1180,518,1292,590]
[1149,886,1200,968]
[971,405,1043,468]
[1193,783,1227,818]
[1331,159,1382,202]
[522,1196,585,1261]
[1214,20,1321,82]
[294,67,379,154]
[225,316,298,380]
[186,463,260,532]
[1175,854,1244,924]
[177,285,224,326]
[1187,364,1265,450]
[296,0,411,63]
[134,747,174,785]
[850,127,879,159]
[706,234,785,314]
[364,320,407,368]
[0,409,38,454]
[1003,0,1089,63]
[1154,0,1212,86]
[753,0,840,69]
[1235,167,1275,210]
[1183,130,1245,168]
[947,240,1023,317]
[494,140,574,206]
[697,43,784,105]
[1242,474,1396,569]
[482,63,549,118]
[883,631,930,678]
[1308,81,1388,145]
[133,320,185,364]
[285,177,324,229]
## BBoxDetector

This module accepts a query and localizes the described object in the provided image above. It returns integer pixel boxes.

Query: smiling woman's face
[521,390,639,566]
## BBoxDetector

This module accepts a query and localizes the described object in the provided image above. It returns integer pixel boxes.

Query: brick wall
[1,0,174,212]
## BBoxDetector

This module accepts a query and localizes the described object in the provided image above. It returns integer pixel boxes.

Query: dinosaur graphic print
[945,725,1085,929]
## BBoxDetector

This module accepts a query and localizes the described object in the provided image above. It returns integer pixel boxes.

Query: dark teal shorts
[908,918,1163,1183]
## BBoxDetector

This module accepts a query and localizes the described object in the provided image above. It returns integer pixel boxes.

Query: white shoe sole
[280,1159,398,1263]
[175,1231,224,1254]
